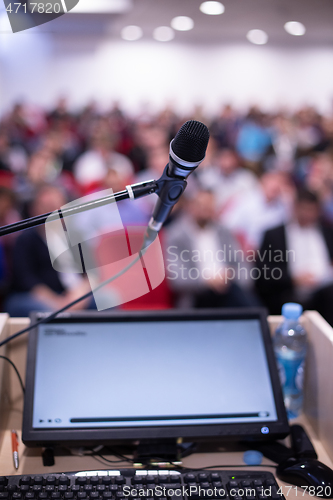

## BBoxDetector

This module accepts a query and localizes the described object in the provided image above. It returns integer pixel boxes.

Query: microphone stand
[0,180,158,238]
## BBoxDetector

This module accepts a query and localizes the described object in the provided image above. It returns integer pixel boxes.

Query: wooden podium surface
[0,312,333,500]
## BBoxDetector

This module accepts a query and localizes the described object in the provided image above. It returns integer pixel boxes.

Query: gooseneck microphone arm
[0,180,158,238]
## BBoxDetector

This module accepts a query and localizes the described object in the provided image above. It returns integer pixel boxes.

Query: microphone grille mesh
[172,120,210,162]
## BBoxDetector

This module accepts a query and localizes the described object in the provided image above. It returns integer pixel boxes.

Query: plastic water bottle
[274,303,307,419]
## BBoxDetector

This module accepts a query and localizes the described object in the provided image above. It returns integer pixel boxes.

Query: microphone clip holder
[148,165,187,232]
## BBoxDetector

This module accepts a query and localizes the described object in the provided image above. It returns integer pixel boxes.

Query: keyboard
[0,470,285,500]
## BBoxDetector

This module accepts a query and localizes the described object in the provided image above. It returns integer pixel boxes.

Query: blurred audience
[73,119,133,194]
[5,185,92,317]
[165,189,257,308]
[196,147,258,214]
[0,100,333,314]
[222,171,294,250]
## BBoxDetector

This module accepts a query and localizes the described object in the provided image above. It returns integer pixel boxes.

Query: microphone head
[172,120,210,163]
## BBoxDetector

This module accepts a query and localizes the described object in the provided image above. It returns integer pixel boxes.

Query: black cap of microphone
[172,120,210,162]
[168,120,210,179]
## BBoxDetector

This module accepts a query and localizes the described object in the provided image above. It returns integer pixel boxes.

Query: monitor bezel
[22,308,290,447]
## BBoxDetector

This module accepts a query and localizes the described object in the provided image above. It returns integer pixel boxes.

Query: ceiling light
[171,16,194,31]
[246,29,268,45]
[153,26,175,42]
[121,25,143,41]
[284,21,306,36]
[71,0,132,14]
[200,1,225,16]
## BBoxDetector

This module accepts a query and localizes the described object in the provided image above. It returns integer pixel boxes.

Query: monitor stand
[134,439,196,465]
[42,447,55,467]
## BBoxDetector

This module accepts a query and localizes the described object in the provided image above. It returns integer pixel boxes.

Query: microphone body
[148,120,210,232]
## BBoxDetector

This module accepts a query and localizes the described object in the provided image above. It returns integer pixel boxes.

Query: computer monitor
[22,308,289,448]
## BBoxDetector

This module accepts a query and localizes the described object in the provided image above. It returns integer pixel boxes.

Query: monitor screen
[23,309,289,447]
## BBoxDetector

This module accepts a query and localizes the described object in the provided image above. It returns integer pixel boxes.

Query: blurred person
[135,146,168,211]
[221,171,294,250]
[0,129,28,175]
[73,125,133,194]
[40,130,66,168]
[294,107,324,154]
[126,123,148,172]
[0,187,20,300]
[44,111,83,173]
[192,104,209,128]
[47,97,72,125]
[236,107,272,173]
[0,186,21,250]
[14,148,68,210]
[136,146,168,183]
[210,104,239,149]
[255,189,333,326]
[305,152,333,224]
[21,129,71,189]
[164,189,258,308]
[104,164,150,225]
[198,135,219,170]
[30,149,58,181]
[156,106,179,138]
[265,114,298,172]
[319,116,333,152]
[196,147,258,213]
[72,159,149,244]
[76,101,100,143]
[5,185,92,317]
[107,102,134,157]
[138,123,170,151]
[2,103,35,148]
[0,186,19,228]
[128,123,169,173]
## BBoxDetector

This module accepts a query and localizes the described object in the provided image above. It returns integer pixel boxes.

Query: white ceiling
[40,0,333,46]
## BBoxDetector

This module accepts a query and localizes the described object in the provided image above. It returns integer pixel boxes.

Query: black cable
[96,454,133,465]
[0,287,94,348]
[0,354,25,394]
[104,447,136,464]
[0,230,157,349]
[91,455,126,467]
[87,446,135,465]
[171,463,277,471]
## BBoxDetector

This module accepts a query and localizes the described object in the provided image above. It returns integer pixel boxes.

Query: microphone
[148,120,210,233]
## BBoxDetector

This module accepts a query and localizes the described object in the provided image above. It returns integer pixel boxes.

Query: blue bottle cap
[281,302,303,320]
[243,450,263,465]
